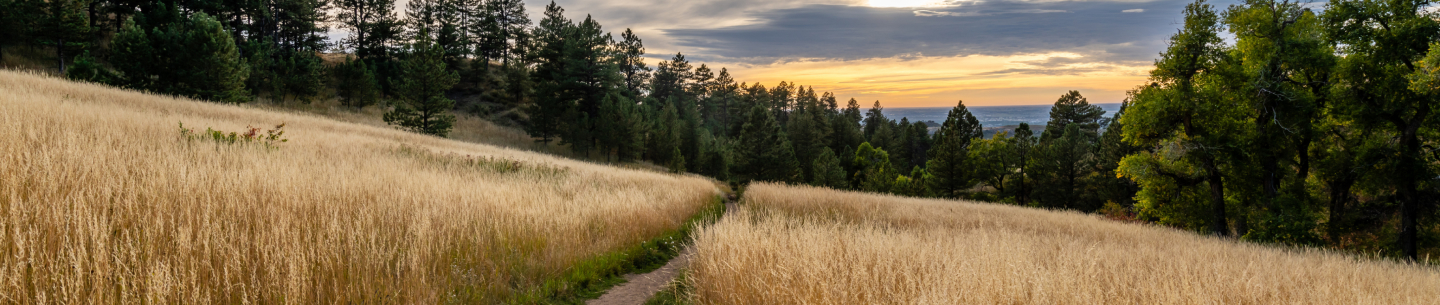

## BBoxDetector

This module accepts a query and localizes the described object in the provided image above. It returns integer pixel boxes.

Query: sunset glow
[866,0,946,8]
[720,53,1151,107]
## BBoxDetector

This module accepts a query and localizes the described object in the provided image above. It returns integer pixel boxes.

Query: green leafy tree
[891,166,930,197]
[1226,0,1335,245]
[1323,0,1440,259]
[384,32,459,137]
[971,130,1018,200]
[1119,0,1246,235]
[853,142,896,193]
[926,100,982,198]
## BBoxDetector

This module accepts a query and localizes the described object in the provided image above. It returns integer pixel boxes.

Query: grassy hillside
[687,183,1440,304]
[0,70,717,303]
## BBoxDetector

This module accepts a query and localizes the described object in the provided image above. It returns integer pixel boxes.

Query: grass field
[687,183,1440,304]
[0,70,717,303]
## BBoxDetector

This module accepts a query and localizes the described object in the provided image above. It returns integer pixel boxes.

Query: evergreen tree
[0,0,37,63]
[384,32,459,137]
[926,100,982,198]
[615,28,650,100]
[39,0,90,73]
[696,129,732,181]
[597,92,646,162]
[811,147,848,189]
[1013,123,1037,205]
[1032,90,1104,210]
[332,56,382,108]
[1093,99,1142,207]
[863,100,887,139]
[651,53,694,106]
[1042,90,1106,140]
[831,98,866,162]
[335,0,401,60]
[525,1,570,143]
[405,0,467,67]
[1032,124,1095,210]
[736,105,800,183]
[648,103,683,165]
[788,97,832,182]
[473,0,528,66]
[111,12,249,103]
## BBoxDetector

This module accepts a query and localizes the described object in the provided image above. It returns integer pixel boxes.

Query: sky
[508,0,1214,107]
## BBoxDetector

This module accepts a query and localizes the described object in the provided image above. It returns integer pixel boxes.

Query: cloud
[661,0,1188,64]
[913,10,984,17]
[1122,8,1145,13]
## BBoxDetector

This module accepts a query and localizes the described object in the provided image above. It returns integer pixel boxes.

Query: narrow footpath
[586,193,738,305]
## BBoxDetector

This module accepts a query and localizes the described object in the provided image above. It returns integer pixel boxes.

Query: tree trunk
[57,37,66,73]
[1205,157,1229,236]
[1327,177,1354,244]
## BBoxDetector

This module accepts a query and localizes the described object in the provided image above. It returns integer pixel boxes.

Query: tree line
[0,0,1435,260]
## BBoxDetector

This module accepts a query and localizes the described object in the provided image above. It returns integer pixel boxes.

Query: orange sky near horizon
[712,52,1153,108]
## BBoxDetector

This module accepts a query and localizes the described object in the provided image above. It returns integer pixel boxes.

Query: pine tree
[1093,100,1142,207]
[333,56,382,108]
[384,32,459,137]
[0,0,38,63]
[335,0,401,60]
[698,133,733,181]
[39,0,90,73]
[926,100,982,198]
[1013,123,1037,205]
[473,0,528,66]
[831,98,866,161]
[1031,124,1094,210]
[788,99,831,182]
[525,1,570,143]
[1042,90,1106,140]
[736,105,800,183]
[615,28,650,100]
[597,92,647,162]
[811,147,848,189]
[863,100,887,139]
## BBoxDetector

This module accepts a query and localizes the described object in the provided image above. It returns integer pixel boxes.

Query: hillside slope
[689,183,1440,304]
[0,70,716,303]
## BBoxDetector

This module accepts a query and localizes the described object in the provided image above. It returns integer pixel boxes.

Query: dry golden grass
[688,183,1440,304]
[0,70,716,303]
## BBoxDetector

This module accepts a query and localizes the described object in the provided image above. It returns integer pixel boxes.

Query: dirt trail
[586,194,737,305]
